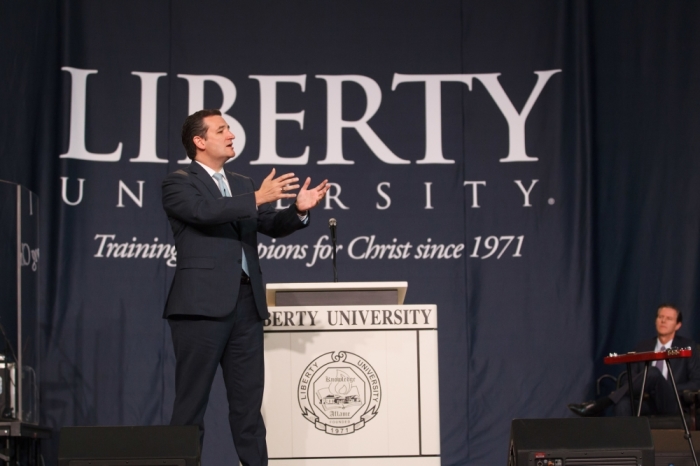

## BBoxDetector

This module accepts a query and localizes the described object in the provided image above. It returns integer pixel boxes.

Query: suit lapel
[188,161,223,199]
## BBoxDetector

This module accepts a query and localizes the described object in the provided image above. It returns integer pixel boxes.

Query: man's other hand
[255,168,299,206]
[295,178,330,214]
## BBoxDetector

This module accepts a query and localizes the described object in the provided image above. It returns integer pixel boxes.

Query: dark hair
[181,109,221,160]
[657,303,682,324]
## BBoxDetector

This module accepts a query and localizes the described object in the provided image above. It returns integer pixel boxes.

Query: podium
[262,282,440,466]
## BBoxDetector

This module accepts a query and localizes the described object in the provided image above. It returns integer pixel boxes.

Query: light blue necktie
[212,172,250,276]
[655,346,666,377]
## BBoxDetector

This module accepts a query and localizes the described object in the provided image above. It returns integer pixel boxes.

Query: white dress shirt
[654,337,673,379]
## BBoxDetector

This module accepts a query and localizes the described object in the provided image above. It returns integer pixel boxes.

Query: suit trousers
[168,283,268,466]
[611,367,679,416]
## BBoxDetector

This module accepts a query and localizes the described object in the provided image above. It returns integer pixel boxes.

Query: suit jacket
[630,335,700,392]
[161,161,308,320]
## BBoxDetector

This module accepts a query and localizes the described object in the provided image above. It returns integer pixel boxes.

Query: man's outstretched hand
[255,168,300,206]
[295,177,330,214]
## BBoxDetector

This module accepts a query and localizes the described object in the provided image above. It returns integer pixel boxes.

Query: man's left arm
[257,176,328,237]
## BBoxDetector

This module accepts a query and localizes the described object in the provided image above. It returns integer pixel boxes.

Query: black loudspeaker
[508,417,655,466]
[652,429,700,466]
[58,426,200,466]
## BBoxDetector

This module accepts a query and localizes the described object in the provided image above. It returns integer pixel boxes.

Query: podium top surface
[266,281,408,306]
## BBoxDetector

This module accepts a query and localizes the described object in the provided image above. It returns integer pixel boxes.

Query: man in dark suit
[569,304,700,417]
[161,109,329,465]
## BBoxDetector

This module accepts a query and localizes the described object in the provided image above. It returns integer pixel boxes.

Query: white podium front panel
[262,305,439,465]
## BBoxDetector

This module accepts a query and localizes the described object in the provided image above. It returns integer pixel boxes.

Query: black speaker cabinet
[652,429,700,466]
[508,417,655,466]
[58,426,200,466]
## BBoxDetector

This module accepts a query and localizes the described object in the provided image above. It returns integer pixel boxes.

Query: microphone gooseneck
[329,218,338,282]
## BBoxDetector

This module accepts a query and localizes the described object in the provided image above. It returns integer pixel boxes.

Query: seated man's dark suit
[611,335,700,416]
[162,161,308,465]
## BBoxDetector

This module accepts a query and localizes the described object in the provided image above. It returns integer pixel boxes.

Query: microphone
[329,218,338,282]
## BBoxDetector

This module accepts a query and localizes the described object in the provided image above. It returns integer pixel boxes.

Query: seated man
[569,304,700,417]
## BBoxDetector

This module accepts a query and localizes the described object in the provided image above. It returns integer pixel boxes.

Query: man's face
[196,115,235,162]
[655,306,681,339]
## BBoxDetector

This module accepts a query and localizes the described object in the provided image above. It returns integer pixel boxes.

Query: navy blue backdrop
[1,1,700,465]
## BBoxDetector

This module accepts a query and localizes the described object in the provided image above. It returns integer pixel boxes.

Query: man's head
[655,304,682,341]
[181,109,235,163]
